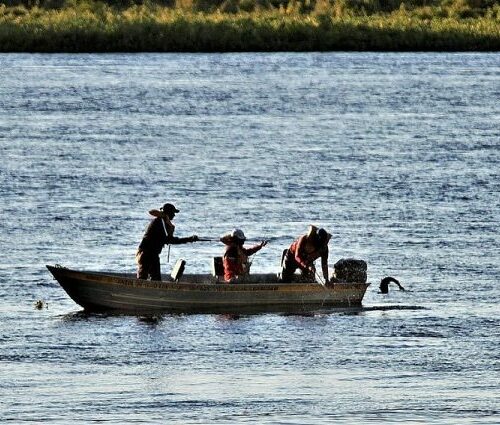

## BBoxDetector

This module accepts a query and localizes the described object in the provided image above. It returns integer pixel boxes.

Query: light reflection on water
[0,52,499,424]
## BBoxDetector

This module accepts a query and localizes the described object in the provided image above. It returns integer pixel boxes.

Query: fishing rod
[314,270,327,287]
[197,237,271,243]
[246,240,269,269]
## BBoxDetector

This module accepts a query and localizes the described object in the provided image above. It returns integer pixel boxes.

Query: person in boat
[281,225,331,284]
[136,203,198,281]
[221,229,267,283]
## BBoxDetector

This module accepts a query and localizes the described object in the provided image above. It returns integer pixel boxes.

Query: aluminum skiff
[47,265,370,314]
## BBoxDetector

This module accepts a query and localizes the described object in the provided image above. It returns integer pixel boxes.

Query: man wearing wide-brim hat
[136,203,198,281]
[220,228,267,283]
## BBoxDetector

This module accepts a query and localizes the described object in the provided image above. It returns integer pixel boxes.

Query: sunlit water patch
[0,52,499,424]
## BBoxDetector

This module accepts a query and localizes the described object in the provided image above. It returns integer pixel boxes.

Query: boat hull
[47,265,370,314]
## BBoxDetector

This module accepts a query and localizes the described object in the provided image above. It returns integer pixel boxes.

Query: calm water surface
[0,53,499,423]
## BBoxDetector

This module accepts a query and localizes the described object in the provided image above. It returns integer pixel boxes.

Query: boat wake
[283,304,427,316]
[360,305,426,312]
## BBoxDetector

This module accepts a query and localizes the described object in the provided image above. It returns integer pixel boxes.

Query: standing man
[136,203,198,281]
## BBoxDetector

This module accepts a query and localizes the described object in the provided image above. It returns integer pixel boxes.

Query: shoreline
[1,4,499,52]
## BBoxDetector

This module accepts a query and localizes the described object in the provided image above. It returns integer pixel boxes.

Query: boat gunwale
[46,265,370,293]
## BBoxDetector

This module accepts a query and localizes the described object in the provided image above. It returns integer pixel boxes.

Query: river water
[0,53,499,423]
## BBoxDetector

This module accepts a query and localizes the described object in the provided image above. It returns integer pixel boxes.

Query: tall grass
[0,0,498,51]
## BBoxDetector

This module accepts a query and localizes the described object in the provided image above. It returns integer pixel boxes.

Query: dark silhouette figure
[380,276,405,294]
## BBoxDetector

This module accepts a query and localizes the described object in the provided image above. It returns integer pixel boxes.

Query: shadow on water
[283,305,426,317]
[57,310,114,322]
[57,305,427,322]
[355,305,426,312]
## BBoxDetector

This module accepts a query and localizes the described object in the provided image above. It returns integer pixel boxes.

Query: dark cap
[160,203,179,215]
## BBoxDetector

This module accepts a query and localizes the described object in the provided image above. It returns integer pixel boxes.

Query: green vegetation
[0,0,498,51]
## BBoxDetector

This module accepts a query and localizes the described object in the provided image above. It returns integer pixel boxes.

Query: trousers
[136,249,161,281]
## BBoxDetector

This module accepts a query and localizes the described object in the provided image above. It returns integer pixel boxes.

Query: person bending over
[281,225,331,284]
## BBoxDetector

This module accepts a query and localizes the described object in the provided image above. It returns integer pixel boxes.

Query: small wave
[400,330,445,338]
[361,305,427,312]
[56,311,112,321]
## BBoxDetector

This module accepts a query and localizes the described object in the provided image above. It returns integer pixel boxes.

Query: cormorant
[380,276,405,294]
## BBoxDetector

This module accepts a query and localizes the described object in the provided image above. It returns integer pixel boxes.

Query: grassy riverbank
[0,0,498,52]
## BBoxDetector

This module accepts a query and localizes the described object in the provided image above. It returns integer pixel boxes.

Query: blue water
[0,52,499,424]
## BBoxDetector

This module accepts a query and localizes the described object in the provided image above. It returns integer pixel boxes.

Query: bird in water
[379,276,405,294]
[34,300,48,309]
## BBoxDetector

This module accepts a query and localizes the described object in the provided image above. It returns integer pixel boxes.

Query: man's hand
[301,264,316,280]
[325,278,335,287]
[190,235,199,242]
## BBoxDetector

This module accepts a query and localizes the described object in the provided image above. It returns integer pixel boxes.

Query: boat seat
[171,259,186,282]
[278,249,289,280]
[281,249,288,268]
[212,257,224,278]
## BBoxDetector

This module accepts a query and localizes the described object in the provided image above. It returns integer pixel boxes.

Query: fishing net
[332,258,367,283]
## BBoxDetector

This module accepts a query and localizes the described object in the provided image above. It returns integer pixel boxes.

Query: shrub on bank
[0,0,498,51]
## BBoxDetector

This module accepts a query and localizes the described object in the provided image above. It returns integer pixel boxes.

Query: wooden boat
[46,264,370,314]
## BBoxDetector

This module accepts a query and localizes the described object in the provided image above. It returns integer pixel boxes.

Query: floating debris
[34,300,48,310]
